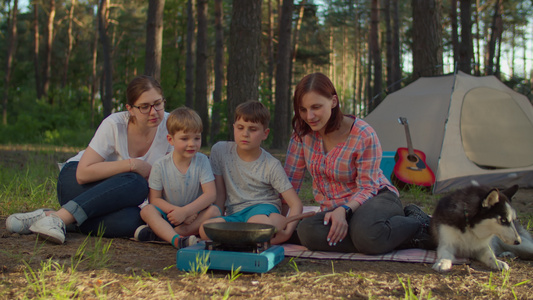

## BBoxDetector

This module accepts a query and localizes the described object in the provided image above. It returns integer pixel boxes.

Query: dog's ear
[482,189,500,208]
[501,185,519,201]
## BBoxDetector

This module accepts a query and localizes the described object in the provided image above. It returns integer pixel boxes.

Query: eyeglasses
[132,99,166,114]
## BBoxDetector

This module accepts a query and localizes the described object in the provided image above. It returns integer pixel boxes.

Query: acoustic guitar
[392,117,435,187]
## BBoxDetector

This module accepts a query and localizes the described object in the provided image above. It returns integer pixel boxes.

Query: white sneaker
[6,208,52,234]
[29,214,66,244]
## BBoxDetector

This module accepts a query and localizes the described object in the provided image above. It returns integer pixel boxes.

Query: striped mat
[282,244,469,265]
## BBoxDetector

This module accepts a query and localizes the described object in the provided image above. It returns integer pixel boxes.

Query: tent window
[460,87,533,169]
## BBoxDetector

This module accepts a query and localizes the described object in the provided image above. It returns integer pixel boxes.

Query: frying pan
[203,211,316,246]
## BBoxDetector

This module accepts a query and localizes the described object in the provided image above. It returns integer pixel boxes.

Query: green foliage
[0,148,77,216]
[227,265,242,282]
[288,257,300,273]
[0,86,98,147]
[75,225,114,270]
[0,169,59,216]
[186,252,210,277]
[22,259,81,299]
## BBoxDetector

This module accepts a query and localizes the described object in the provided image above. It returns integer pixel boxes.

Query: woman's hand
[130,158,152,179]
[324,208,349,246]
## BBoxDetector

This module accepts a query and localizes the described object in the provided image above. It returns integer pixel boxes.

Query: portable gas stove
[176,240,284,273]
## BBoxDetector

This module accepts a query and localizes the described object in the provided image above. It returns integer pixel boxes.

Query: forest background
[1,0,532,150]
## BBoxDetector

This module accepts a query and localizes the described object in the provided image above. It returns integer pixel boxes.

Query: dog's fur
[491,220,533,260]
[430,184,528,272]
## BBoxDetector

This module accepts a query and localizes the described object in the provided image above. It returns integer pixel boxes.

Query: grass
[0,149,67,216]
[2,146,533,299]
[75,225,114,270]
[185,252,211,277]
[23,258,81,299]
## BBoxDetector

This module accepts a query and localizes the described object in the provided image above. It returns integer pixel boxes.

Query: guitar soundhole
[407,155,418,163]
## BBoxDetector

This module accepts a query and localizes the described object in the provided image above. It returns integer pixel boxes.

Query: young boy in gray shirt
[200,101,303,244]
[135,107,219,248]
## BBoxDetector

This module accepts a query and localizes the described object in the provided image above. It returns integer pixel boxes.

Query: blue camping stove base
[176,242,284,273]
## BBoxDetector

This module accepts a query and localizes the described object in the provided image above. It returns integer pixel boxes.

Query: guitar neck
[402,123,415,156]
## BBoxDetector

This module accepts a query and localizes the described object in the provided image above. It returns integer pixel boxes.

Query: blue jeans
[57,161,147,238]
[296,190,419,254]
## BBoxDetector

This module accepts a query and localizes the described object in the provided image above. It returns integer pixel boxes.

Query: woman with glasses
[6,75,172,243]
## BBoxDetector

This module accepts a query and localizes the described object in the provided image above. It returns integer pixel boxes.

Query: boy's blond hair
[166,107,203,135]
[234,101,270,129]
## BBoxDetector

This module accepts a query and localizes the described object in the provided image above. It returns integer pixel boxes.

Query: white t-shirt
[148,152,215,206]
[67,111,173,164]
[209,141,293,215]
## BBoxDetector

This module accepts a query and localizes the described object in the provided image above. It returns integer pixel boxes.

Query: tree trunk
[271,0,293,149]
[33,2,42,99]
[266,0,274,106]
[210,0,224,145]
[62,0,76,88]
[391,0,401,92]
[291,0,305,69]
[384,0,392,91]
[226,0,262,140]
[411,0,443,80]
[3,0,18,126]
[195,0,208,145]
[352,10,361,115]
[369,0,382,111]
[185,0,195,108]
[494,0,503,78]
[451,0,459,65]
[90,1,98,127]
[42,0,56,101]
[145,0,166,81]
[473,0,480,75]
[98,0,113,117]
[485,0,501,76]
[458,0,473,74]
[289,0,305,100]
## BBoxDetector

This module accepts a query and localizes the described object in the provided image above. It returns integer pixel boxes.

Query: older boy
[135,107,219,248]
[200,101,303,244]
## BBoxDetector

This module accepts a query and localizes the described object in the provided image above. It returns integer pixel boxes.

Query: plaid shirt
[284,116,398,211]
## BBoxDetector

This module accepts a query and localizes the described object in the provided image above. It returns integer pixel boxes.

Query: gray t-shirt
[209,141,293,215]
[149,152,215,207]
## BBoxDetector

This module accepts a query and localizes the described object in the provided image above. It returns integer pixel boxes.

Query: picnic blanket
[282,206,469,265]
[282,244,468,265]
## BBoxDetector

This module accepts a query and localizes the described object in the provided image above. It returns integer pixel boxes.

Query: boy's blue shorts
[222,203,280,223]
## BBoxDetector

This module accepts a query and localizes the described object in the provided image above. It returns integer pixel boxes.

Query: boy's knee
[140,204,157,218]
[206,205,221,218]
[247,214,269,225]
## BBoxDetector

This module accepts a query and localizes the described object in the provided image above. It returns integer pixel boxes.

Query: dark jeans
[297,190,419,254]
[57,161,147,238]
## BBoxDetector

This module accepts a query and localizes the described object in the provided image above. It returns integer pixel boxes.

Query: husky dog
[431,185,522,272]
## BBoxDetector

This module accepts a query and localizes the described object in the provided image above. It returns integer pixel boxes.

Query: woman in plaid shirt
[284,73,435,254]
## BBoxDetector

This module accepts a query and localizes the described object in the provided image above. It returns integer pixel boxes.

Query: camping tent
[364,71,533,194]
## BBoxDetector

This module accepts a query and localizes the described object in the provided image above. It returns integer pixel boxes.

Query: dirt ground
[1,149,533,299]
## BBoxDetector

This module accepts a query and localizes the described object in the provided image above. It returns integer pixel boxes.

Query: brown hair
[234,100,270,129]
[292,72,343,140]
[126,75,163,107]
[166,107,203,135]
